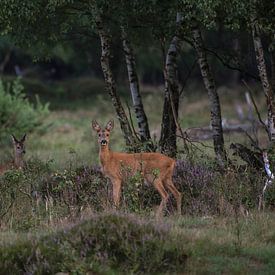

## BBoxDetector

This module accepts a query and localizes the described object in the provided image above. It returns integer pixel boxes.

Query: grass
[0,211,275,274]
[172,212,275,274]
[0,76,274,273]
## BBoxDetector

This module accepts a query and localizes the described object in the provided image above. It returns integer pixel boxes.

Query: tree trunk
[96,18,137,147]
[159,13,181,158]
[0,48,12,75]
[192,23,227,165]
[251,13,275,143]
[269,35,275,98]
[121,27,152,147]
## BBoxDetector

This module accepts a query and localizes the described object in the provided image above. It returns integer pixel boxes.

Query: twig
[183,37,260,81]
[242,79,269,134]
[240,128,262,152]
[18,188,33,200]
[176,134,213,150]
[205,48,260,81]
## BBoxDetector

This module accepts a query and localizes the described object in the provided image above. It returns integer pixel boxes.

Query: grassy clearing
[0,77,274,273]
[0,211,275,274]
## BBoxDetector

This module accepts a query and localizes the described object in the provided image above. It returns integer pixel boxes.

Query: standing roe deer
[0,134,26,175]
[92,120,182,217]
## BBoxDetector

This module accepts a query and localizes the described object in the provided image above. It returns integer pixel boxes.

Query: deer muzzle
[101,140,107,146]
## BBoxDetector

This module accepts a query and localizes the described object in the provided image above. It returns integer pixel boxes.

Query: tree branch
[242,79,269,134]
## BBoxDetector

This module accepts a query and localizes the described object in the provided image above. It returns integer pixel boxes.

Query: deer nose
[101,140,107,145]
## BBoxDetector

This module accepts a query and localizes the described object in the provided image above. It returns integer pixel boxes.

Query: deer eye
[106,133,109,137]
[98,134,101,137]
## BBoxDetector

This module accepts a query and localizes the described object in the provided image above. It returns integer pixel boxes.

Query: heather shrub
[0,158,54,229]
[0,212,187,274]
[215,167,264,215]
[0,155,272,230]
[173,160,267,215]
[47,165,111,212]
[173,160,218,215]
[0,160,112,228]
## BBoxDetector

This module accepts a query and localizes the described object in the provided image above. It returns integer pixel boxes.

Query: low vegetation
[0,212,187,274]
[0,78,274,274]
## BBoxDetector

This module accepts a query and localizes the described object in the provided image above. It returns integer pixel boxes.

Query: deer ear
[92,120,101,132]
[21,134,26,142]
[105,119,114,131]
[11,134,18,144]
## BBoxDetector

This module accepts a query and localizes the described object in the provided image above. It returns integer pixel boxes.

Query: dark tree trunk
[96,18,137,147]
[251,12,275,143]
[159,13,181,158]
[121,27,152,146]
[0,48,12,74]
[192,23,227,165]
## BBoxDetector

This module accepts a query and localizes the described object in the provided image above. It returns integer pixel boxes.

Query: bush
[0,161,112,228]
[0,212,187,274]
[0,156,273,230]
[173,160,218,215]
[0,77,49,144]
[173,160,268,215]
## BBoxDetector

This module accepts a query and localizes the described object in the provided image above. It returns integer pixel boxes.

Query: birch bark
[159,13,181,157]
[251,13,275,142]
[192,23,227,164]
[121,27,152,145]
[96,18,136,147]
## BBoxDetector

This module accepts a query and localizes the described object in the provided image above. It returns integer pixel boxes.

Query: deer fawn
[0,134,26,175]
[92,120,182,217]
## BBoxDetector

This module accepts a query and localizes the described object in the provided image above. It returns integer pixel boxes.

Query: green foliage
[0,78,49,144]
[122,170,157,213]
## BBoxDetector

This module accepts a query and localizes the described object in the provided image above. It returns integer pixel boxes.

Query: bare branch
[242,79,269,134]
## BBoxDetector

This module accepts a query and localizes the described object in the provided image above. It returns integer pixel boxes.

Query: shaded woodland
[0,1,275,273]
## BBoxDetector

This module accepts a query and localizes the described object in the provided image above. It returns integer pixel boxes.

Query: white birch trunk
[121,27,151,144]
[192,23,227,164]
[96,18,136,147]
[251,12,275,143]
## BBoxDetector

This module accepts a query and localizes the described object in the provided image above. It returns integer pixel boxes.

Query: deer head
[11,134,26,168]
[92,120,114,147]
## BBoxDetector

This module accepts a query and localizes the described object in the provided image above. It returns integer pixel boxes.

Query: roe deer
[92,120,182,217]
[0,134,26,175]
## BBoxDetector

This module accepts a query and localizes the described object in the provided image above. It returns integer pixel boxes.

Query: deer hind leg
[164,178,182,215]
[153,179,169,218]
[112,178,122,209]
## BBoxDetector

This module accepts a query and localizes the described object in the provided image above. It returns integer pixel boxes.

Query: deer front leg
[111,178,122,208]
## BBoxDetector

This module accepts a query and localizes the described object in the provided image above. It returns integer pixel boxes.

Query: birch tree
[250,11,275,142]
[96,17,137,147]
[121,27,152,146]
[192,22,227,164]
[159,13,182,157]
[248,0,275,144]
